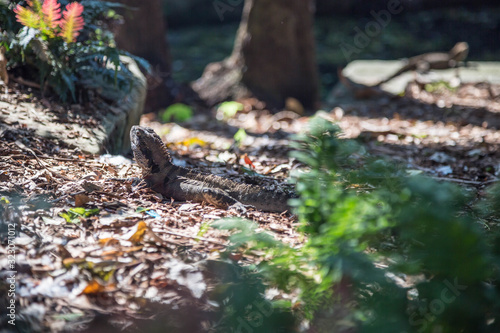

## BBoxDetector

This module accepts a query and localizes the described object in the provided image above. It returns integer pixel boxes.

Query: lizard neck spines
[130,126,173,177]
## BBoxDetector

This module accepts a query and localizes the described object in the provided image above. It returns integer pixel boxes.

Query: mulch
[1,78,499,331]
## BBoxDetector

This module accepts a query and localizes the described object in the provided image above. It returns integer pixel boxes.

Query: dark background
[162,0,500,98]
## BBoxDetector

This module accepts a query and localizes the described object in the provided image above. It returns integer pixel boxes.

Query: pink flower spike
[42,0,62,29]
[59,2,85,43]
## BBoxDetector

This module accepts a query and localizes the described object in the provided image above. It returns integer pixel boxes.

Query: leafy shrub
[0,0,149,102]
[212,117,500,332]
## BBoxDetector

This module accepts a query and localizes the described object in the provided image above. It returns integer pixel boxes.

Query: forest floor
[1,78,500,331]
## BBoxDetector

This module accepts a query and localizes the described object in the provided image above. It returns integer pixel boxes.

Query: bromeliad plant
[14,0,85,43]
[0,0,149,102]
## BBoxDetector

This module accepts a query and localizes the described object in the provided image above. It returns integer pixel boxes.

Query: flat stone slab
[326,61,500,107]
[0,57,146,154]
[343,60,500,95]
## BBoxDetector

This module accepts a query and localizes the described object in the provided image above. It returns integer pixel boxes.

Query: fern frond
[59,2,84,43]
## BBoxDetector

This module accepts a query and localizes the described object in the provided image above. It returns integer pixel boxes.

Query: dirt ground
[1,79,499,331]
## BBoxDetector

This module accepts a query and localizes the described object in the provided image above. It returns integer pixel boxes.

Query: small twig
[50,190,86,203]
[432,176,497,186]
[11,75,41,89]
[156,228,227,247]
[410,165,498,186]
[15,142,73,182]
[51,190,125,203]
[6,152,96,163]
[147,230,182,248]
[37,155,88,162]
[95,191,123,199]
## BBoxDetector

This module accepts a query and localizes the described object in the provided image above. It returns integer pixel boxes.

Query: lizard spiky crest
[130,126,172,177]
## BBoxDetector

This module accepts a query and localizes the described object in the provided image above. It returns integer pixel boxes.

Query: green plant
[216,101,244,121]
[0,0,149,102]
[424,80,457,93]
[233,127,246,147]
[160,103,193,123]
[59,207,99,223]
[211,117,500,332]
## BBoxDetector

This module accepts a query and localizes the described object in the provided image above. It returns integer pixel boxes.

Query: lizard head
[130,126,172,176]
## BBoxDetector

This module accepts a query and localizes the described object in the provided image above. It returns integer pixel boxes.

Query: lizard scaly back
[130,126,294,213]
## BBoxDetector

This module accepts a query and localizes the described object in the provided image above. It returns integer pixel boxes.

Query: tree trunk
[193,0,319,110]
[112,0,172,113]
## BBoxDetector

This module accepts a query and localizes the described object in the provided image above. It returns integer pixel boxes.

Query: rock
[327,60,500,105]
[0,56,146,154]
[100,56,147,154]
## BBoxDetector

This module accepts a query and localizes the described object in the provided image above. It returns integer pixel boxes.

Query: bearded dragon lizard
[130,126,294,213]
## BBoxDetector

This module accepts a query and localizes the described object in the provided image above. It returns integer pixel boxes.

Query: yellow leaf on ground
[62,257,86,266]
[98,238,120,246]
[176,137,208,147]
[82,280,105,294]
[126,221,148,243]
[80,279,116,295]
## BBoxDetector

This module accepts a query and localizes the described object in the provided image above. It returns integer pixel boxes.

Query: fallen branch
[432,176,497,186]
[11,75,42,89]
[15,141,73,182]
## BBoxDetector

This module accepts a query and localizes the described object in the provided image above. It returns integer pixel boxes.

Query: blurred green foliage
[160,103,193,122]
[233,127,246,147]
[217,101,244,120]
[211,117,500,332]
[425,80,458,93]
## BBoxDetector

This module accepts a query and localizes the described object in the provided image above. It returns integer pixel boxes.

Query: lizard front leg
[171,178,252,213]
[202,188,253,214]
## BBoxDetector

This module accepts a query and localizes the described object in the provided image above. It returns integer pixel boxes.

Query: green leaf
[197,222,211,238]
[233,128,247,147]
[60,207,99,223]
[424,80,456,93]
[212,218,256,232]
[52,313,85,321]
[240,166,261,176]
[59,69,76,101]
[217,101,243,120]
[160,103,193,123]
